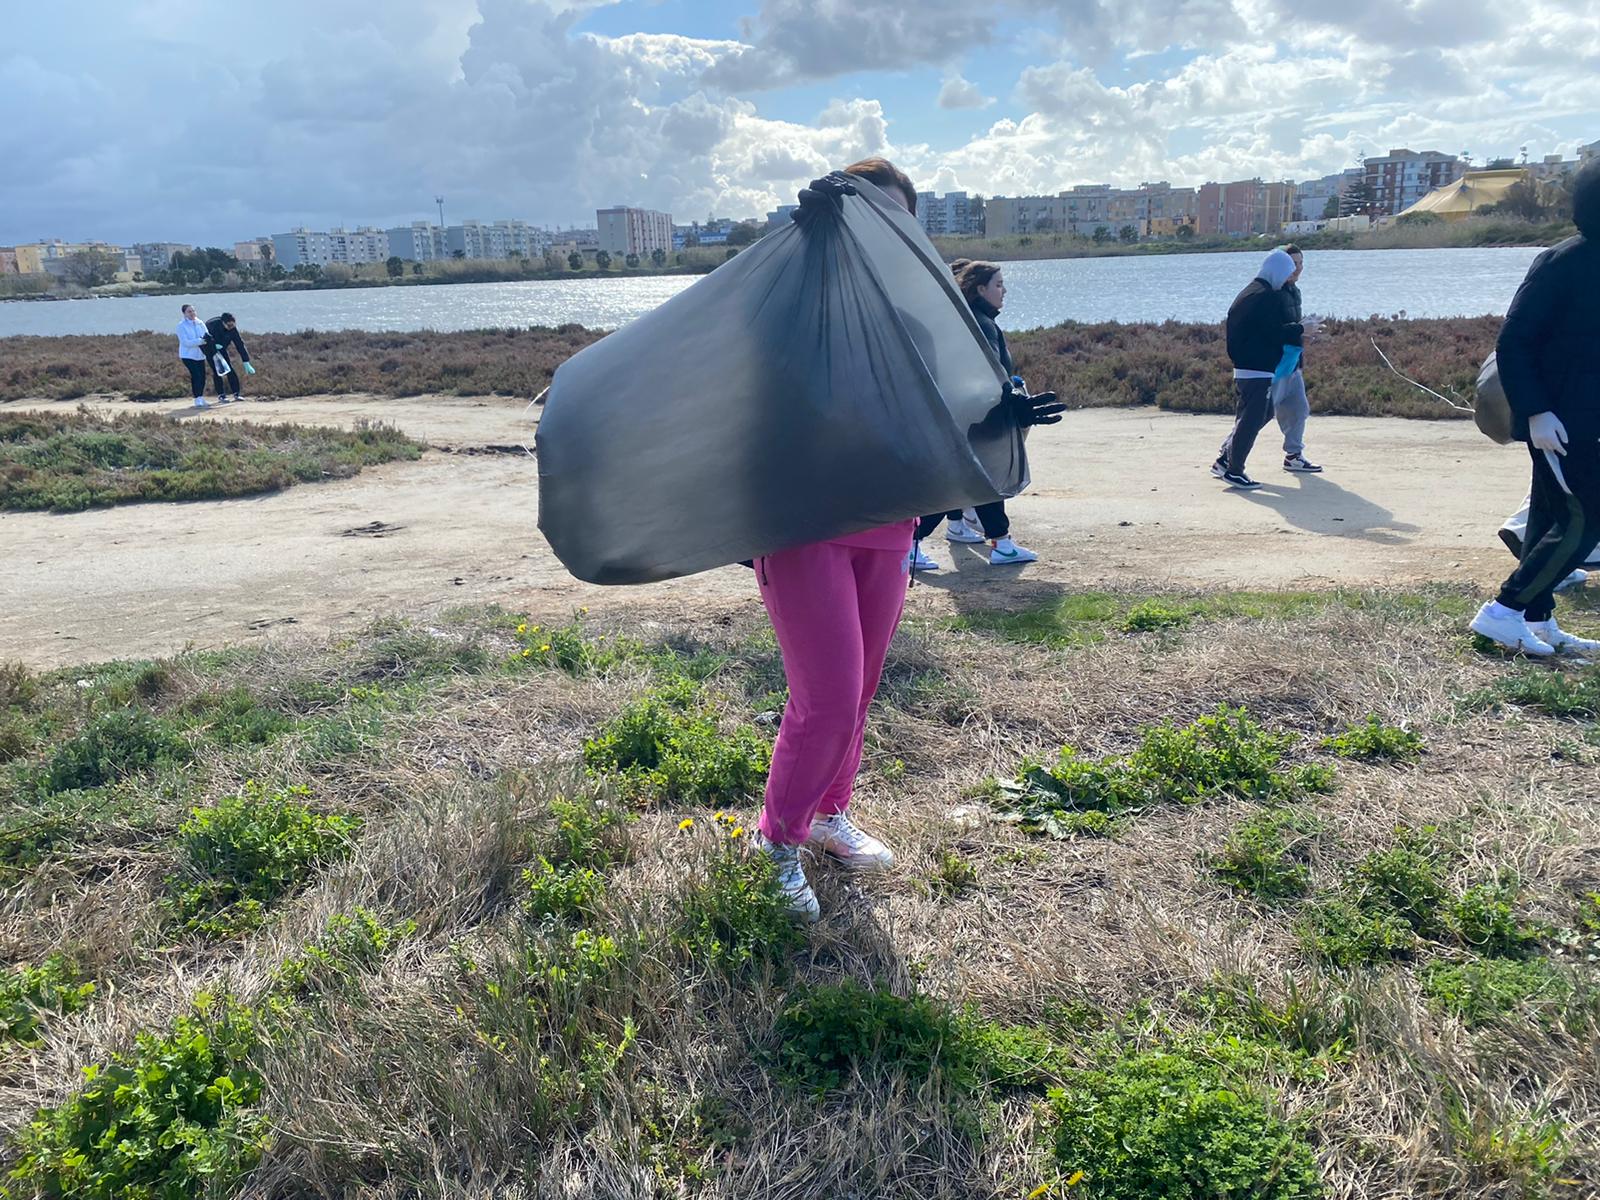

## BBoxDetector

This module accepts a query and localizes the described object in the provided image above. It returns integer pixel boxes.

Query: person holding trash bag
[912,260,1041,569]
[1469,159,1600,656]
[1211,248,1304,489]
[176,304,211,408]
[749,160,1064,920]
[203,311,254,402]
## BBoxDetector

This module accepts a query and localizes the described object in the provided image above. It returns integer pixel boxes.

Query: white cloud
[938,74,995,110]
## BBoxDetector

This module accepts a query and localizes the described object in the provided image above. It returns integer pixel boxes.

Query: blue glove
[1272,345,1301,382]
[243,362,256,375]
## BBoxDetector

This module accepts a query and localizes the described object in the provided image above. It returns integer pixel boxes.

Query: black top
[970,295,1015,376]
[1496,234,1600,441]
[1225,279,1302,373]
[204,316,251,362]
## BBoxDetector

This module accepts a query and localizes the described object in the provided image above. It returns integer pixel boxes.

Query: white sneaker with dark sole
[1284,454,1323,473]
[1555,569,1589,593]
[753,832,820,921]
[1528,619,1600,655]
[1210,458,1227,479]
[807,812,895,871]
[1469,603,1556,656]
[1220,469,1262,490]
[944,520,986,544]
[908,547,940,572]
[989,537,1038,565]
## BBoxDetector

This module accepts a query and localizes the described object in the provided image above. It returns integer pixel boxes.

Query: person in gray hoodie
[1469,159,1600,656]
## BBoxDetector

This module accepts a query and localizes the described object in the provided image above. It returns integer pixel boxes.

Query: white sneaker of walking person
[944,519,986,544]
[1283,453,1323,473]
[1527,619,1600,655]
[1555,569,1588,593]
[752,832,820,921]
[1469,602,1556,657]
[808,811,895,871]
[192,398,209,408]
[908,546,940,572]
[989,537,1038,566]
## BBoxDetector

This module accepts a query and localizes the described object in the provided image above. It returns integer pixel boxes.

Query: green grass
[1464,666,1600,719]
[0,409,423,512]
[2,954,96,1045]
[271,909,416,1001]
[1420,958,1572,1028]
[1207,807,1321,902]
[1321,715,1424,762]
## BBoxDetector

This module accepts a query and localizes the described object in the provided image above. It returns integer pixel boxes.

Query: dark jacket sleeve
[1497,248,1562,419]
[232,330,250,362]
[1277,290,1303,347]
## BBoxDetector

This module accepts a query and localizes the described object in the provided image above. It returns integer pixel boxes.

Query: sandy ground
[1,393,1533,669]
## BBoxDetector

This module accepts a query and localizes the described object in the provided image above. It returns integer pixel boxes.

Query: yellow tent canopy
[1400,169,1529,220]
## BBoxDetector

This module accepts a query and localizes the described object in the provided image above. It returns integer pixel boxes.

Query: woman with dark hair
[175,304,210,408]
[752,162,1060,919]
[914,260,1038,567]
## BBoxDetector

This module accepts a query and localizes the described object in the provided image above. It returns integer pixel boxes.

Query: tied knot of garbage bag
[792,173,858,225]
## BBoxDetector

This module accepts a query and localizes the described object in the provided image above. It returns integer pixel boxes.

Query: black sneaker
[1221,469,1261,489]
[1284,453,1322,473]
[1209,456,1227,479]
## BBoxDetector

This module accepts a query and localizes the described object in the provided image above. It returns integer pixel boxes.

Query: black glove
[791,172,857,223]
[1008,385,1066,427]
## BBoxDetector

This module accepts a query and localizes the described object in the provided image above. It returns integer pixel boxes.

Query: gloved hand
[1528,411,1569,456]
[1272,345,1302,382]
[791,172,857,223]
[243,362,256,375]
[1008,385,1066,427]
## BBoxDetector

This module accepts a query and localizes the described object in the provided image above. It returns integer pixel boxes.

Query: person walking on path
[203,311,254,402]
[754,161,1061,919]
[1211,248,1304,489]
[176,304,211,408]
[1273,244,1323,474]
[912,261,1040,568]
[1469,160,1600,656]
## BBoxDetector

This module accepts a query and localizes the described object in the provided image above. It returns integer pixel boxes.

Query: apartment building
[1363,149,1465,217]
[673,218,738,248]
[0,248,18,275]
[271,228,335,268]
[1294,170,1363,222]
[596,207,673,257]
[232,238,273,264]
[385,222,444,262]
[11,240,129,277]
[915,191,984,237]
[128,242,194,273]
[1195,179,1295,237]
[985,183,1199,238]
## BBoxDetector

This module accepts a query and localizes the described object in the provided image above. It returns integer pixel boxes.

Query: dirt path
[1,394,1532,669]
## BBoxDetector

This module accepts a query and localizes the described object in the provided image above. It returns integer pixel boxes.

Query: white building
[915,191,984,237]
[271,228,334,268]
[328,227,390,265]
[596,207,673,257]
[386,222,444,262]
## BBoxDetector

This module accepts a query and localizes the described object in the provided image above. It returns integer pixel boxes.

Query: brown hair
[947,257,972,273]
[953,259,1002,305]
[1281,243,1303,257]
[842,157,917,215]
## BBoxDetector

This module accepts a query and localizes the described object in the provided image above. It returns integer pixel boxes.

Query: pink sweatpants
[755,540,910,845]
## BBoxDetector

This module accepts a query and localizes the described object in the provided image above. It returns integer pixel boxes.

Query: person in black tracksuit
[1469,160,1600,656]
[203,312,252,401]
[1211,249,1304,488]
[913,260,1039,567]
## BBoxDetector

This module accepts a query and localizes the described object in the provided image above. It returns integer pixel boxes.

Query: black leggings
[1497,441,1600,621]
[915,501,1010,541]
[183,358,207,398]
[212,350,240,397]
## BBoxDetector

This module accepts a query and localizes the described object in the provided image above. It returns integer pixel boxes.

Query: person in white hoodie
[176,304,212,408]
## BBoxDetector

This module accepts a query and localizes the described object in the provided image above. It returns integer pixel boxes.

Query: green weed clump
[997,706,1332,838]
[521,791,629,922]
[1208,808,1320,902]
[182,687,297,745]
[773,981,981,1093]
[509,617,640,676]
[524,859,607,922]
[1320,715,1424,762]
[1,954,96,1044]
[1120,600,1193,633]
[0,410,424,512]
[167,782,361,937]
[1421,958,1572,1028]
[675,830,804,972]
[33,708,189,795]
[1049,1048,1322,1200]
[1465,668,1600,719]
[583,682,769,806]
[5,997,267,1200]
[272,908,416,1000]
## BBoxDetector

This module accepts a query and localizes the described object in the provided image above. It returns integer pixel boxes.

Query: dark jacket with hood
[1497,159,1600,442]
[1225,251,1303,374]
[204,316,251,362]
[970,295,1015,377]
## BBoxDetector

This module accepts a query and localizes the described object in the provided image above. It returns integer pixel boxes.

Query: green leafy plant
[1320,715,1423,762]
[1450,879,1546,958]
[773,981,979,1092]
[272,908,416,999]
[675,836,804,972]
[524,859,607,922]
[6,997,267,1200]
[183,687,296,745]
[1208,807,1320,901]
[1296,896,1419,967]
[34,708,189,795]
[1421,958,1571,1027]
[167,782,361,937]
[931,849,979,897]
[1464,669,1600,719]
[583,682,769,806]
[1,954,96,1044]
[1120,600,1192,633]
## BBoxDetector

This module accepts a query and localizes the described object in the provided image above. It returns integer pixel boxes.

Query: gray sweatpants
[1273,370,1308,456]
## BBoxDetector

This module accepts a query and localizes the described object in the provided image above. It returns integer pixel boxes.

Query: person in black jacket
[1469,159,1600,656]
[1211,249,1304,489]
[203,312,253,402]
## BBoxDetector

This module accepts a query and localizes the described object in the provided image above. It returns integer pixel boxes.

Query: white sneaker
[192,398,209,408]
[944,519,986,544]
[1528,619,1600,655]
[908,546,940,572]
[752,833,819,922]
[808,812,895,871]
[989,537,1038,566]
[216,396,232,405]
[1556,569,1589,593]
[1469,603,1556,656]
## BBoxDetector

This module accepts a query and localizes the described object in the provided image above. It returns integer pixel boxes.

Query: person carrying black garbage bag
[1469,159,1600,657]
[1211,249,1304,489]
[203,311,254,402]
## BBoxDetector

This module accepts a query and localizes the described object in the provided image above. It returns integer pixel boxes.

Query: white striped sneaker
[752,833,820,921]
[1528,619,1600,655]
[808,812,895,871]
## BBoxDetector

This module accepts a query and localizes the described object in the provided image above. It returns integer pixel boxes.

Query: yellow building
[13,243,50,274]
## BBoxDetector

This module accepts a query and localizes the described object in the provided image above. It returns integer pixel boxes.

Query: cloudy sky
[5,0,1597,246]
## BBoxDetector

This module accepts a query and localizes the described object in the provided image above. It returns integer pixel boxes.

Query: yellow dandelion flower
[713,811,725,821]
[1066,1172,1084,1187]
[1028,1187,1051,1200]
[521,649,532,657]
[579,606,589,614]
[515,623,527,634]
[540,644,551,652]
[729,825,744,838]
[678,818,694,831]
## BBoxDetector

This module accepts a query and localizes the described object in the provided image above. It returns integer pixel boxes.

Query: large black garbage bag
[536,178,1027,585]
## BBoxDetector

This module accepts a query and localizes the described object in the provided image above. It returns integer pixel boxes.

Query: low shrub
[774,981,980,1092]
[1208,807,1320,901]
[272,908,416,999]
[33,708,189,795]
[1465,668,1600,719]
[583,683,769,806]
[524,859,607,922]
[1320,715,1424,762]
[184,686,297,745]
[1421,958,1571,1027]
[1,953,96,1044]
[1296,897,1420,967]
[675,836,804,972]
[6,997,267,1200]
